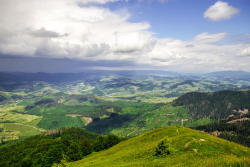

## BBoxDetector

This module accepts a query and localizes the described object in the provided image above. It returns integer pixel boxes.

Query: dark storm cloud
[29,28,68,38]
[0,55,137,73]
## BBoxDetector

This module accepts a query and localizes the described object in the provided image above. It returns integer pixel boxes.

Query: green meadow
[67,126,250,167]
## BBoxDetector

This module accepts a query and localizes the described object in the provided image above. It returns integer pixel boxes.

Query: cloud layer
[0,0,249,72]
[204,1,239,21]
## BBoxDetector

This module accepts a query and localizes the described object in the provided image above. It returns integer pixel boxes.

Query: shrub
[155,139,171,156]
[93,135,120,152]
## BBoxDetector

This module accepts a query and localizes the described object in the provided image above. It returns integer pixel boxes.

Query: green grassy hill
[68,126,250,167]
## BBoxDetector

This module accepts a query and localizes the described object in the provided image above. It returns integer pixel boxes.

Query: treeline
[173,90,250,119]
[0,128,122,167]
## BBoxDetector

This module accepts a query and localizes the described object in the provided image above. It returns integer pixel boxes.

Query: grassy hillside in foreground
[67,126,250,167]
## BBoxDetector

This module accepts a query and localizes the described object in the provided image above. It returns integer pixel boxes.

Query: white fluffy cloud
[204,1,239,21]
[140,33,250,72]
[0,0,151,59]
[0,0,249,72]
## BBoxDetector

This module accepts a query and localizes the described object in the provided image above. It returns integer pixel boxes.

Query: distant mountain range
[204,71,250,81]
[0,71,181,83]
[0,70,249,83]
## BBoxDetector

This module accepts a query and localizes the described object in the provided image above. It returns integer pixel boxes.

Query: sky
[0,0,249,73]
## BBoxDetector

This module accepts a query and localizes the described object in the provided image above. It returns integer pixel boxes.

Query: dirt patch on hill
[233,109,249,115]
[82,117,93,125]
[66,114,83,117]
[227,117,250,124]
[66,114,93,125]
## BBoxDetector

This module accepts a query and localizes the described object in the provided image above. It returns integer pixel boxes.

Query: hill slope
[68,126,250,167]
[172,90,250,146]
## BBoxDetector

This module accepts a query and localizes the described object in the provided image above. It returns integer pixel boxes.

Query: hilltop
[68,126,250,167]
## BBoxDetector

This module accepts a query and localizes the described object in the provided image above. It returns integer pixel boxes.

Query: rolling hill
[67,126,250,167]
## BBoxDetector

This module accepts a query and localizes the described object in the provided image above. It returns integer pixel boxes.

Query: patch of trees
[0,128,122,167]
[34,98,57,106]
[87,114,133,134]
[195,120,250,147]
[0,95,7,102]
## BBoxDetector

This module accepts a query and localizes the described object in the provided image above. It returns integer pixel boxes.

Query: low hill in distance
[68,126,250,167]
[204,71,250,81]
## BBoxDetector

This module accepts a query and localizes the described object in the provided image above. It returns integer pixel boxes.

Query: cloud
[193,32,227,43]
[74,0,120,5]
[204,1,239,21]
[140,33,250,72]
[241,47,250,57]
[137,0,172,2]
[0,55,137,73]
[0,0,249,72]
[79,0,172,4]
[0,0,152,60]
[29,28,68,38]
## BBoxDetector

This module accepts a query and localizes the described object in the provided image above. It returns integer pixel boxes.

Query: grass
[67,126,250,167]
[0,105,41,124]
[109,105,189,137]
[137,97,177,103]
[0,97,215,143]
[0,104,43,142]
[38,114,84,129]
[0,122,43,143]
[28,104,107,129]
[90,104,212,137]
[2,123,42,137]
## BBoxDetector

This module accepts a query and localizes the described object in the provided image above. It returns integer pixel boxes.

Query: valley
[0,72,250,145]
[0,71,249,167]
